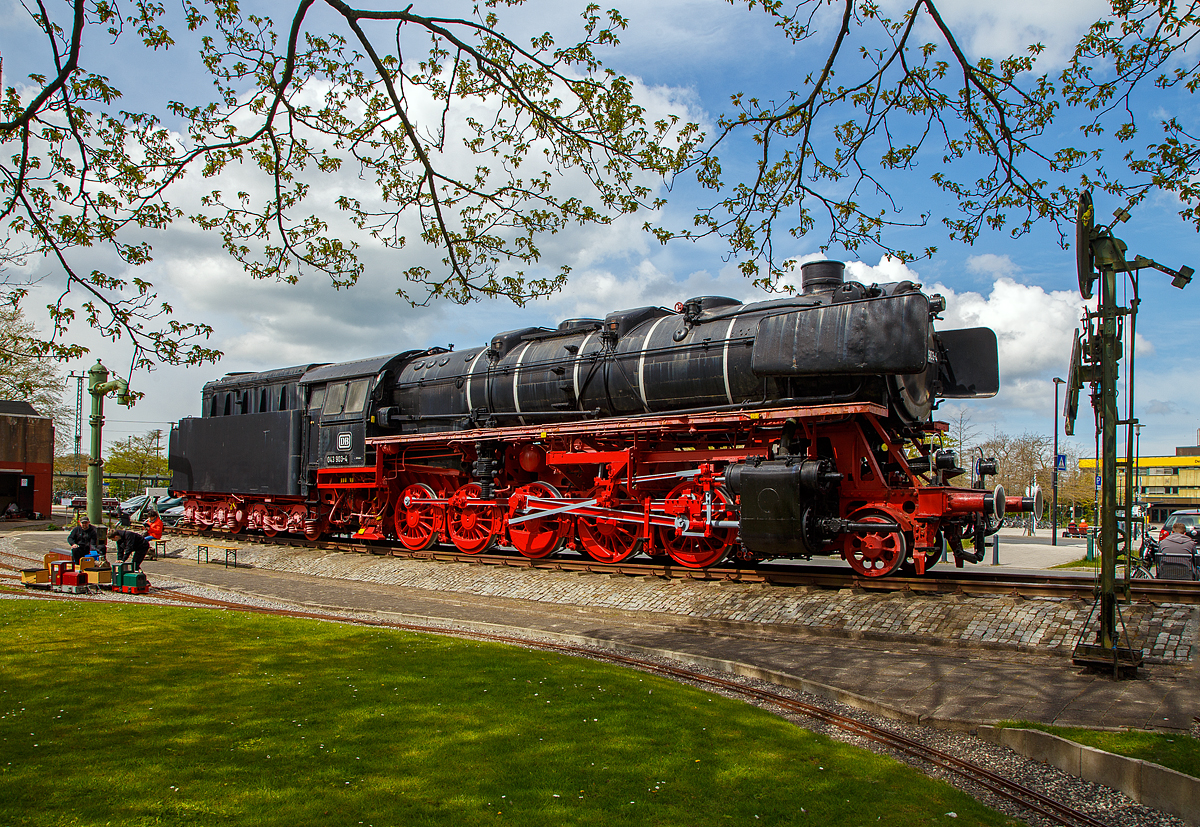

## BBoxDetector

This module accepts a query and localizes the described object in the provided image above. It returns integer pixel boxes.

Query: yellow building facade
[1079,454,1200,523]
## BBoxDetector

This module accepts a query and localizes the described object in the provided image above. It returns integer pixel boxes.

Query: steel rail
[169,526,1200,604]
[6,583,1110,827]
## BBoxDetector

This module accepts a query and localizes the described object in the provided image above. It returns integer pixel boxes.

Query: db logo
[337,432,352,450]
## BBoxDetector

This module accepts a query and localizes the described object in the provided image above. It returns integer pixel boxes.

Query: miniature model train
[168,260,1035,577]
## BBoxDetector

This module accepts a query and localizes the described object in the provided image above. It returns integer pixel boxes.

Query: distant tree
[0,300,70,441]
[104,430,168,499]
[1,0,698,373]
[53,452,88,497]
[977,430,1052,508]
[940,406,980,463]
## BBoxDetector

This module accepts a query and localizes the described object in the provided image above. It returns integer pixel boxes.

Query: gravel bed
[3,535,1195,826]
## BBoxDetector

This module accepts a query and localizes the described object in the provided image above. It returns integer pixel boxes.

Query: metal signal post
[1066,191,1194,676]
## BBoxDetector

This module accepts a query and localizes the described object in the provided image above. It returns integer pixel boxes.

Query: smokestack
[800,260,846,294]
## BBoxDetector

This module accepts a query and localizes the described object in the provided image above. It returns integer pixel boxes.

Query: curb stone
[975,726,1199,826]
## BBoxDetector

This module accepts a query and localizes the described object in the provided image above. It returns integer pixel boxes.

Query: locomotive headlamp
[934,450,957,471]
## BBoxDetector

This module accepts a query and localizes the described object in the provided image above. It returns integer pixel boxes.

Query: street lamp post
[1053,377,1066,546]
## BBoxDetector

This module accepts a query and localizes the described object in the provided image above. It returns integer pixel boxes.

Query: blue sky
[4,0,1198,458]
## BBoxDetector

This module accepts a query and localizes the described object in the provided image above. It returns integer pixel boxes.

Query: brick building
[0,400,55,518]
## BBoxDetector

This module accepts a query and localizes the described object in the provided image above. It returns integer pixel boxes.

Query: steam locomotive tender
[169,260,1035,577]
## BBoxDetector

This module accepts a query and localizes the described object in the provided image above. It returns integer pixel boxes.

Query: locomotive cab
[298,354,416,477]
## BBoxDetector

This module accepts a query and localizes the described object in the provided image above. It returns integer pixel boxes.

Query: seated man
[67,516,99,565]
[1159,522,1197,558]
[112,528,151,571]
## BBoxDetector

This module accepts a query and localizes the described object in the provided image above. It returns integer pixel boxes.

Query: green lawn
[1002,722,1200,778]
[1051,557,1097,570]
[0,597,1017,826]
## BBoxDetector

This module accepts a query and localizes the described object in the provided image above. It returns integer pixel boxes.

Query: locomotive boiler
[170,260,1034,576]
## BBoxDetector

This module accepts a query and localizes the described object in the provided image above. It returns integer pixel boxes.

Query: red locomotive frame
[183,402,1019,577]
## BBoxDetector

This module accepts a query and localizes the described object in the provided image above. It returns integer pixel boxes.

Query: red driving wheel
[395,483,443,551]
[507,482,569,559]
[447,483,500,555]
[844,509,908,577]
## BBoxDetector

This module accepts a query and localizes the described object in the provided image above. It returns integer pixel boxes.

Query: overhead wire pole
[68,372,86,480]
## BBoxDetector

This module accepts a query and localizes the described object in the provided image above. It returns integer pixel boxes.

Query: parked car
[159,504,185,526]
[1159,509,1200,541]
[119,494,149,515]
[153,495,184,512]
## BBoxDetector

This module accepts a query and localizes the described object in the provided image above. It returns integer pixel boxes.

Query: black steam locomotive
[170,260,1027,576]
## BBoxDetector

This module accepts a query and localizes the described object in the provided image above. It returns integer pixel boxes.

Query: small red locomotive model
[170,260,1035,576]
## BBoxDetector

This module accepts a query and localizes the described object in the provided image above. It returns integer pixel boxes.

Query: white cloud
[930,277,1083,382]
[966,253,1019,279]
[913,0,1108,66]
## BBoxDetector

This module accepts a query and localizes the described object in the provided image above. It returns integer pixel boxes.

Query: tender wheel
[193,501,213,528]
[578,493,643,564]
[303,517,326,542]
[658,482,737,568]
[507,482,569,559]
[447,483,500,555]
[845,510,908,577]
[249,503,281,538]
[246,503,269,535]
[395,483,442,551]
[286,504,309,535]
[227,505,246,535]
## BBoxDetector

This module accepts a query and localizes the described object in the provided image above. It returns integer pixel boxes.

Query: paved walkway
[7,530,1197,733]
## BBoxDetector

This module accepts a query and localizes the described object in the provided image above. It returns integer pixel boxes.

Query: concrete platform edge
[976,725,1199,826]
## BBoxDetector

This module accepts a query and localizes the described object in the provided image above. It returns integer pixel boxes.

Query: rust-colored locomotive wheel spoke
[507,482,569,559]
[845,511,907,577]
[578,511,642,563]
[395,483,442,552]
[447,483,499,555]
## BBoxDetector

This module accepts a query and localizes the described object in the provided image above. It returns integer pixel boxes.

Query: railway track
[2,577,1115,827]
[171,526,1200,604]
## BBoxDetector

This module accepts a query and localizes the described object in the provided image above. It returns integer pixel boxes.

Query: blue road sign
[1056,453,1067,471]
[1096,475,1102,488]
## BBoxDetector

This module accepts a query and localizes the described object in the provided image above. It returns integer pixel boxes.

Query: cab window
[309,386,325,410]
[322,383,347,415]
[344,379,370,414]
